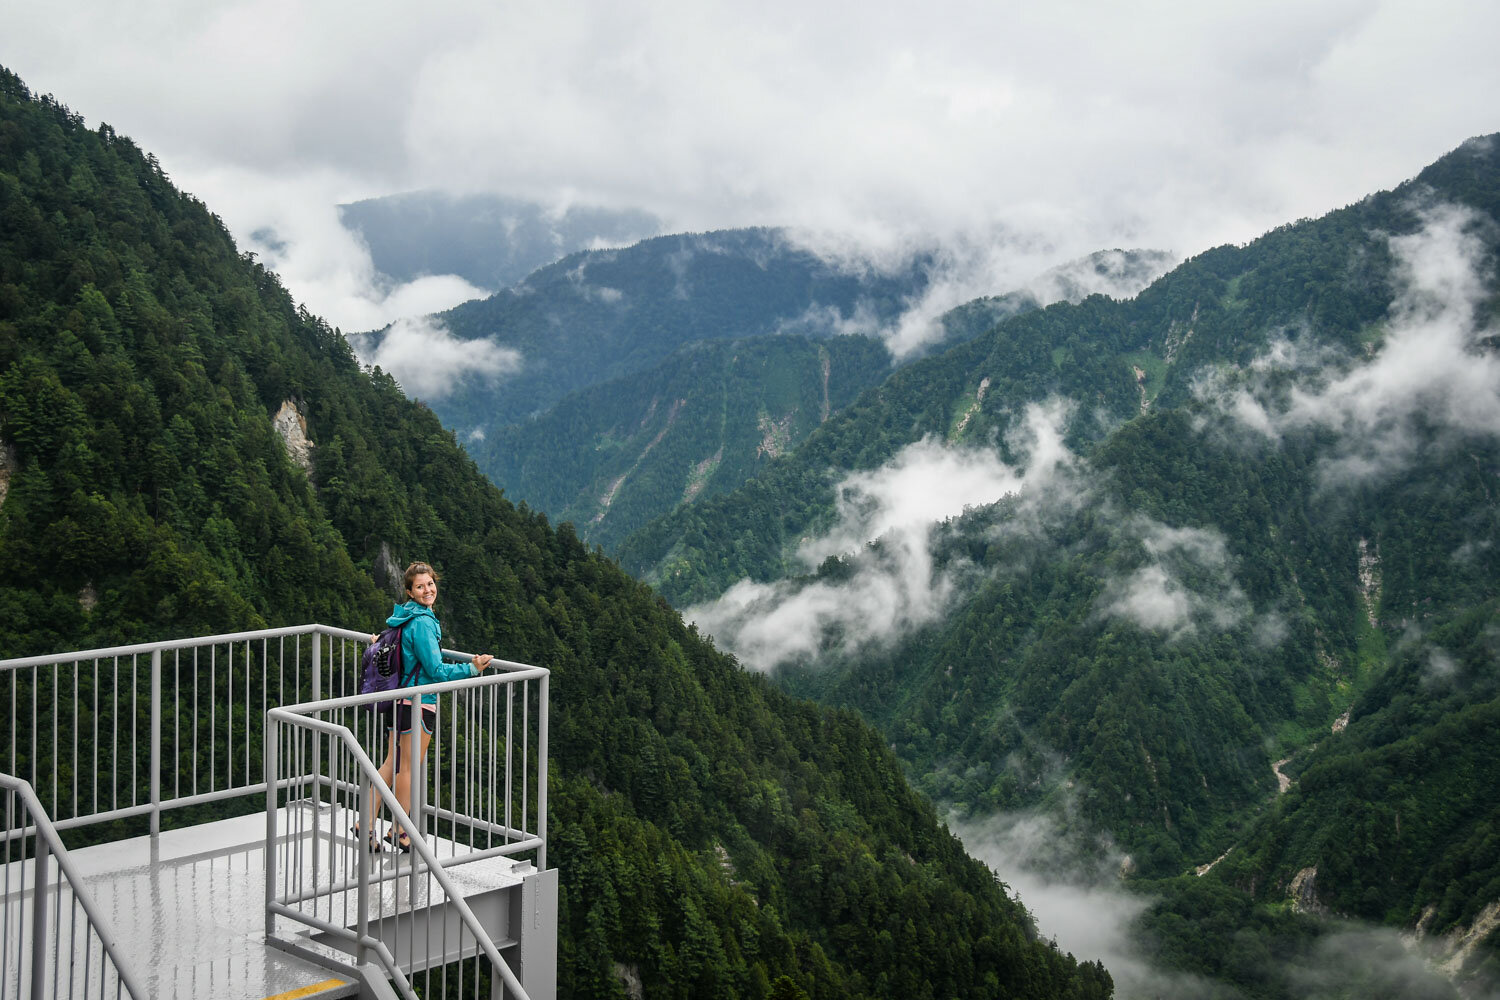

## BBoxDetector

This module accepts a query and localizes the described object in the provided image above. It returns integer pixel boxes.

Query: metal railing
[0,773,148,999]
[0,624,546,838]
[0,624,360,836]
[0,624,550,997]
[265,665,548,999]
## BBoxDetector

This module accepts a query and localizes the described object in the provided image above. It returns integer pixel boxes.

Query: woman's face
[408,573,438,608]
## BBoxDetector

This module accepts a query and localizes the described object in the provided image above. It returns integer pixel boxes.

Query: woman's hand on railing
[473,654,494,673]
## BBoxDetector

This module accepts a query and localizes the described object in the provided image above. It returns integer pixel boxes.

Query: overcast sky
[7,0,1498,332]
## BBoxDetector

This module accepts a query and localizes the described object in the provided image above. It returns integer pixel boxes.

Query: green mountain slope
[377,227,933,433]
[619,138,1499,610]
[0,69,1112,999]
[473,334,893,552]
[607,134,1500,990]
[1208,595,1500,985]
[468,249,1172,555]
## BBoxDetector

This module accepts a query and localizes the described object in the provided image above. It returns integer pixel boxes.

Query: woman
[363,561,494,852]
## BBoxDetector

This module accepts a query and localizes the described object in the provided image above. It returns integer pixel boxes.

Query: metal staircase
[0,624,555,999]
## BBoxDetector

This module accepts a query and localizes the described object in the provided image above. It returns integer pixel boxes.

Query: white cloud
[1097,518,1251,638]
[952,807,1463,1000]
[351,316,521,401]
[565,261,626,304]
[7,2,1496,334]
[687,399,1077,671]
[948,810,1220,1000]
[1198,202,1500,486]
[1422,647,1460,687]
[781,235,1176,359]
[1020,249,1178,308]
[182,163,490,332]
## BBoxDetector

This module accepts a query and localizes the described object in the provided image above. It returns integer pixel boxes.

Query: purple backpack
[359,623,412,713]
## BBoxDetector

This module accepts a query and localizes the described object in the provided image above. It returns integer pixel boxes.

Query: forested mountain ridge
[465,246,1170,555]
[0,68,1112,999]
[619,136,1500,609]
[474,334,894,552]
[373,226,934,433]
[611,134,1500,993]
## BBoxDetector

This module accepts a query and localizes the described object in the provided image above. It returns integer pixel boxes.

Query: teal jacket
[386,601,475,705]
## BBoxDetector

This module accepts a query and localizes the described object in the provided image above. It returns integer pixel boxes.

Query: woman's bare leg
[364,744,398,835]
[388,724,433,843]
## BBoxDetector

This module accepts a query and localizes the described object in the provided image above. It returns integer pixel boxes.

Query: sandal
[385,828,413,853]
[352,823,383,853]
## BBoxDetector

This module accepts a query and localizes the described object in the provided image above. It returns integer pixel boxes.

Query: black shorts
[394,702,436,735]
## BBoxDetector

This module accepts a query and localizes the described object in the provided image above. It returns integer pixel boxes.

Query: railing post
[355,774,370,967]
[407,716,422,902]
[310,633,322,811]
[29,830,49,1000]
[538,674,548,873]
[265,712,278,941]
[150,648,161,836]
[310,630,321,701]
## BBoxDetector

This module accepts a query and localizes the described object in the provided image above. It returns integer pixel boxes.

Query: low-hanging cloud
[949,809,1221,1000]
[952,807,1466,1000]
[1198,202,1500,486]
[1097,517,1252,639]
[787,233,1175,359]
[686,399,1077,671]
[351,315,522,401]
[566,260,626,304]
[10,2,1498,342]
[183,164,493,333]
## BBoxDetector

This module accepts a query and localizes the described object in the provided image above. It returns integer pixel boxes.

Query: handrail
[1,622,552,997]
[0,622,534,674]
[0,623,546,838]
[267,708,533,1000]
[0,624,369,670]
[0,773,149,999]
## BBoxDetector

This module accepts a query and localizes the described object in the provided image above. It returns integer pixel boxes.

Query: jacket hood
[386,601,436,629]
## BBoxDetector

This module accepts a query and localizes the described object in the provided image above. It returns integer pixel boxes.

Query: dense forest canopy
[597,134,1500,996]
[443,244,1168,555]
[0,67,1111,999]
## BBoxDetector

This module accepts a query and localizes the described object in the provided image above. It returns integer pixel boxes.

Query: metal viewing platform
[0,624,556,999]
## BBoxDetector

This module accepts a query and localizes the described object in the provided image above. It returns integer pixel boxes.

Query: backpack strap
[392,621,418,689]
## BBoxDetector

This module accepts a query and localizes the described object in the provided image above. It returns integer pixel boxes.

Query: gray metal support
[537,675,548,873]
[311,635,322,816]
[264,715,278,940]
[150,648,161,836]
[356,777,370,968]
[501,868,557,1000]
[29,834,48,1000]
[310,631,322,701]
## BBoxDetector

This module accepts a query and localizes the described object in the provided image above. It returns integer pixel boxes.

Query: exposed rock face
[953,377,992,436]
[1439,900,1500,979]
[0,438,15,508]
[273,400,315,476]
[1273,757,1294,794]
[1288,866,1325,913]
[1195,847,1233,876]
[755,408,797,459]
[612,963,644,1000]
[1357,538,1381,626]
[373,541,404,599]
